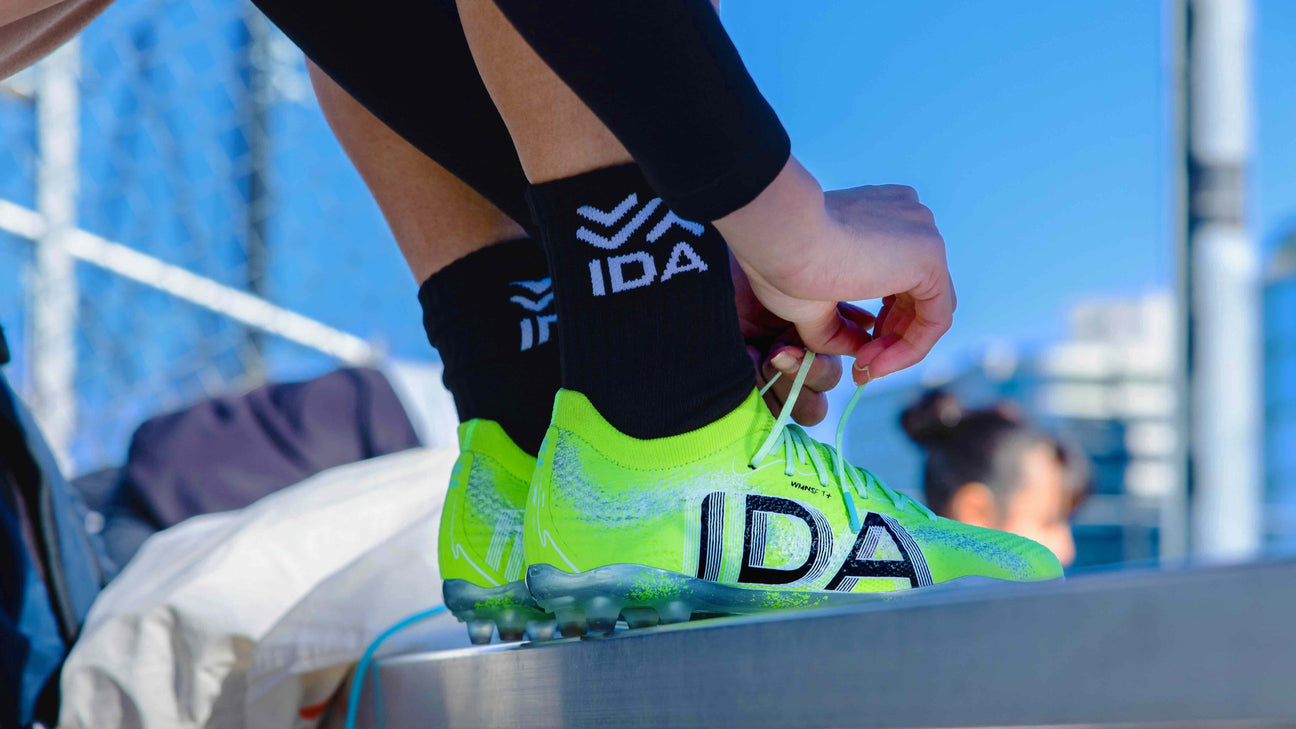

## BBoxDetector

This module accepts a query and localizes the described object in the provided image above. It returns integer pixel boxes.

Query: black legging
[249,0,788,226]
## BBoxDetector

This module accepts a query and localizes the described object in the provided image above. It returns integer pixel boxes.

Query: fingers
[755,345,843,426]
[730,179,954,385]
[764,345,843,394]
[773,383,829,425]
[852,283,954,382]
[749,344,784,419]
[793,303,871,358]
[762,349,826,424]
[873,295,898,337]
[836,301,876,332]
[871,184,919,202]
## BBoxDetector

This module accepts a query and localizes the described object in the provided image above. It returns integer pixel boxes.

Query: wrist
[714,155,831,290]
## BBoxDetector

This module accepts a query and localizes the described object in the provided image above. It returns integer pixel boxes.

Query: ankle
[527,164,755,439]
[547,388,770,470]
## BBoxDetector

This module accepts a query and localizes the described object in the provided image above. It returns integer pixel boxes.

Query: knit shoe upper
[522,386,1062,631]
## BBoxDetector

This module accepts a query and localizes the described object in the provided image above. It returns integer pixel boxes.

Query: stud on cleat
[443,579,549,644]
[583,596,621,635]
[497,626,525,642]
[556,608,587,638]
[621,607,660,629]
[495,608,529,642]
[496,610,526,642]
[657,601,692,625]
[467,619,494,645]
[525,619,558,641]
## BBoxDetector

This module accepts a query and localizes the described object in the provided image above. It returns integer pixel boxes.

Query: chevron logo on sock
[510,278,556,351]
[576,194,709,296]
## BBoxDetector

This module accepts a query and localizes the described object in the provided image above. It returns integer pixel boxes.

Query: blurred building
[0,0,421,473]
[1026,296,1175,566]
[841,295,1176,568]
[844,270,1296,568]
[1265,229,1296,549]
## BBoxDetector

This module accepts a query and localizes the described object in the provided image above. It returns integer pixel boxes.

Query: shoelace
[751,351,936,531]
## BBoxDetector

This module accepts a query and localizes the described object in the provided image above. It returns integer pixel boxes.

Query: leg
[305,56,558,642]
[458,0,785,222]
[454,0,630,183]
[457,0,757,439]
[253,0,535,230]
[309,63,556,454]
[308,61,524,281]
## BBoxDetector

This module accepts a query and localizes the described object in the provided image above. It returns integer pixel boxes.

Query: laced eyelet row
[753,351,936,530]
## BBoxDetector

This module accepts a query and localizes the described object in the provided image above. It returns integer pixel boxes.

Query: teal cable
[344,605,447,729]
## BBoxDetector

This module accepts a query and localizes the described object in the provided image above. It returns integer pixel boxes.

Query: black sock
[526,164,754,439]
[419,238,560,455]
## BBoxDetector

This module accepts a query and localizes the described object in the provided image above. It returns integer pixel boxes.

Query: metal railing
[1,1,395,472]
[355,558,1296,728]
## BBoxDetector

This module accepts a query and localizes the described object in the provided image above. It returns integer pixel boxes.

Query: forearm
[716,157,830,296]
[490,0,789,222]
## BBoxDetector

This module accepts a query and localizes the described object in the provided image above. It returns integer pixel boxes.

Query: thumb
[794,302,871,357]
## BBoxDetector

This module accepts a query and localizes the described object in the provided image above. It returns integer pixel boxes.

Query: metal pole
[1163,0,1190,562]
[1185,0,1261,558]
[243,4,272,384]
[359,560,1296,729]
[0,198,379,365]
[30,41,81,469]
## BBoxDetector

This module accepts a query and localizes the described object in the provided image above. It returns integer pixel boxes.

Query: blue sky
[722,0,1296,383]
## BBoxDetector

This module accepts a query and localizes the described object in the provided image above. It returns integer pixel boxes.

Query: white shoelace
[750,351,936,531]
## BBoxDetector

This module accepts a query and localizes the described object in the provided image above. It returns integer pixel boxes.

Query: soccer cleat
[439,419,554,643]
[523,353,1063,636]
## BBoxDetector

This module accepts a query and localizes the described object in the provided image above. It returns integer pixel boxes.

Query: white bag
[244,509,471,728]
[58,445,468,729]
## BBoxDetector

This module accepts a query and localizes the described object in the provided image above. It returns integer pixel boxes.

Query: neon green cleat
[523,354,1063,636]
[438,419,555,643]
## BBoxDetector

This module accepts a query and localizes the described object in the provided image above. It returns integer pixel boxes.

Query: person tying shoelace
[2,0,1062,658]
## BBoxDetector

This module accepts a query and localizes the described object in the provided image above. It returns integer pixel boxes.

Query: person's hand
[731,255,860,425]
[716,157,955,383]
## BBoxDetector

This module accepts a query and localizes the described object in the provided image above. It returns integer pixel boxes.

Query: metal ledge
[358,558,1296,728]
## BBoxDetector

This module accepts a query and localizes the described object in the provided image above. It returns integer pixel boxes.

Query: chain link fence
[1,0,428,474]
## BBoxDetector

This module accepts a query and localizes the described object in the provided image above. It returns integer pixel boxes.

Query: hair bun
[901,389,964,445]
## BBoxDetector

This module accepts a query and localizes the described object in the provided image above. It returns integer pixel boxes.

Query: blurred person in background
[902,390,1090,567]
